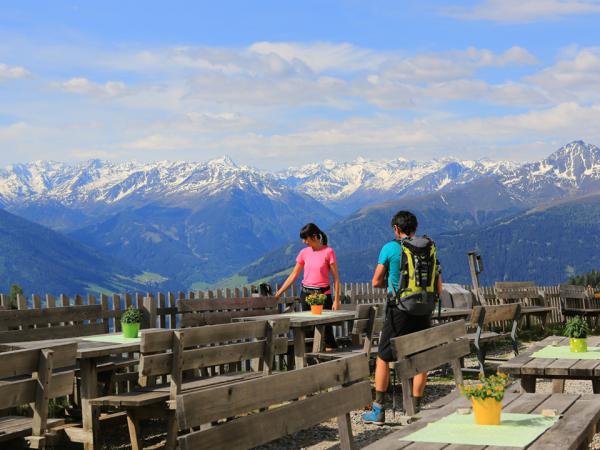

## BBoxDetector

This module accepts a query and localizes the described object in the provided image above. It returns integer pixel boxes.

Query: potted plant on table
[564,316,589,353]
[121,307,143,338]
[460,372,510,425]
[305,293,326,315]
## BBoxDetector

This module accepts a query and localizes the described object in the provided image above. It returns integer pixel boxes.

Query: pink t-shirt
[296,245,337,289]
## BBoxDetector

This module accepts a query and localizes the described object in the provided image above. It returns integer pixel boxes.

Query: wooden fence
[0,283,574,330]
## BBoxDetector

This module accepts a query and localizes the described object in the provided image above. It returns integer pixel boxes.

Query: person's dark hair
[299,223,328,245]
[391,211,418,235]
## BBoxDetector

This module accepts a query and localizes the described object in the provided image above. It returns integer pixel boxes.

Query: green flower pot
[569,337,587,353]
[122,322,140,338]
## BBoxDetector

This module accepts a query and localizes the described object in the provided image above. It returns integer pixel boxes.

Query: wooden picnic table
[365,392,600,450]
[499,335,600,394]
[234,310,356,368]
[0,330,158,450]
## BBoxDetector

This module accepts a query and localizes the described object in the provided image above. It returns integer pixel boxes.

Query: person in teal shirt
[377,240,402,293]
[362,210,442,425]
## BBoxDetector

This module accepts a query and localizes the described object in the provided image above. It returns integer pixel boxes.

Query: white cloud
[122,134,191,151]
[526,48,600,102]
[57,77,127,97]
[0,63,30,81]
[249,41,382,73]
[444,0,600,23]
[0,122,29,140]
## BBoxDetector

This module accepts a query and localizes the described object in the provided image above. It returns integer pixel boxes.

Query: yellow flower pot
[569,338,587,353]
[472,398,502,425]
[310,304,323,315]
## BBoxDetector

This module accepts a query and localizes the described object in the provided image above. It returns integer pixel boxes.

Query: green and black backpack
[390,235,440,316]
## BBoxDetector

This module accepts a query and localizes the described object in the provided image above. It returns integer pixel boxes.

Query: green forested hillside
[0,208,144,295]
[438,194,600,284]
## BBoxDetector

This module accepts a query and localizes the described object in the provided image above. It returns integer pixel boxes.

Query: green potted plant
[564,316,589,352]
[460,372,510,425]
[121,307,143,338]
[305,293,327,315]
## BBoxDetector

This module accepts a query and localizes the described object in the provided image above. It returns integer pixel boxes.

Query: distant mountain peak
[206,155,237,168]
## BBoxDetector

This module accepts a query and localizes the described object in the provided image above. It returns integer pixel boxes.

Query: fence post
[142,295,157,329]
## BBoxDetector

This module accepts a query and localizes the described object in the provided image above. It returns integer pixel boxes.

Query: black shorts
[378,306,431,362]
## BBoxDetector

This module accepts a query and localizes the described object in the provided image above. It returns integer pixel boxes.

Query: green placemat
[288,311,344,317]
[532,345,600,359]
[402,413,557,447]
[81,334,141,344]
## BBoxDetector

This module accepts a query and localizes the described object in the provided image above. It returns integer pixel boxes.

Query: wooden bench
[177,296,281,326]
[0,342,77,449]
[175,354,372,450]
[0,304,105,343]
[391,320,470,416]
[495,281,554,328]
[466,303,521,374]
[0,303,138,397]
[307,304,381,362]
[90,319,290,450]
[560,284,600,326]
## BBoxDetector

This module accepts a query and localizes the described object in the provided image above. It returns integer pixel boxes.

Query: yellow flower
[495,386,503,391]
[486,390,492,395]
[477,384,483,390]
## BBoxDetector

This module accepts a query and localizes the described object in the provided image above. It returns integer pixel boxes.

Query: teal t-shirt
[378,240,402,293]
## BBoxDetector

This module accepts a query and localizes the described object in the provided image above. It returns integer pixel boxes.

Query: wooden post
[100,294,110,333]
[142,296,157,329]
[30,348,54,450]
[113,294,122,332]
[166,331,184,450]
[468,251,484,305]
[157,292,166,328]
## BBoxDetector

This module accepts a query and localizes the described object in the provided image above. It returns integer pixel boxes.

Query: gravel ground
[93,340,600,450]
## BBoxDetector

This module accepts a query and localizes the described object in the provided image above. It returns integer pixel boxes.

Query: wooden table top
[499,335,600,378]
[365,392,600,450]
[0,330,159,358]
[234,310,356,327]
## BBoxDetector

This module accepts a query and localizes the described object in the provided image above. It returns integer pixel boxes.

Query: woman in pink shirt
[275,223,341,349]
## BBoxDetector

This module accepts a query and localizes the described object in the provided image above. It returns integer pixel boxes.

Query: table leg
[294,328,307,369]
[520,375,536,393]
[592,378,600,394]
[552,379,565,393]
[313,325,325,353]
[80,358,99,450]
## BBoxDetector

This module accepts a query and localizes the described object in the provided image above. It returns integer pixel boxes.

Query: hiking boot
[362,402,385,425]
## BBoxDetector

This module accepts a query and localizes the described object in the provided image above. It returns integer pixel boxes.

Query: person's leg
[410,315,432,407]
[412,372,427,397]
[323,294,338,349]
[362,307,400,425]
[375,356,390,397]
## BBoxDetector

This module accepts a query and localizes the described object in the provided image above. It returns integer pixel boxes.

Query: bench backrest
[0,304,104,343]
[392,320,469,416]
[559,284,589,310]
[0,342,77,444]
[349,304,380,353]
[469,303,521,328]
[175,354,371,450]
[177,296,280,327]
[495,281,545,307]
[139,319,290,392]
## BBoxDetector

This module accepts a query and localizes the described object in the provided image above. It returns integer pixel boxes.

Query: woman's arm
[274,263,303,299]
[330,262,341,310]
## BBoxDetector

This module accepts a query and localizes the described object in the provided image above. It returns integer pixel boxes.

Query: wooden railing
[0,283,581,330]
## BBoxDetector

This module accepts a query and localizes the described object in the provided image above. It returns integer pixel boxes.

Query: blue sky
[1,0,600,168]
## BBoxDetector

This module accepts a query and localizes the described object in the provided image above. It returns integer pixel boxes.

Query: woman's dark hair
[391,211,418,235]
[299,223,328,245]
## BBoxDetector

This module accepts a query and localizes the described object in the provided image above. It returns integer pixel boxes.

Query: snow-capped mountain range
[0,156,287,209]
[1,141,599,218]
